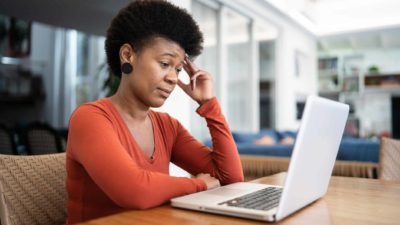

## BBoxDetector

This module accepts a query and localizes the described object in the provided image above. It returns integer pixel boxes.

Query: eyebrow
[161,52,177,57]
[161,52,184,65]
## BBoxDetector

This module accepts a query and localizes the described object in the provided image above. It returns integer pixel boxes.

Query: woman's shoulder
[71,98,113,120]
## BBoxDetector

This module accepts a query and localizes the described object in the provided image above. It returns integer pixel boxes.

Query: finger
[190,71,208,81]
[191,76,196,91]
[184,56,199,74]
[189,70,202,90]
[190,71,212,90]
[183,63,195,77]
[190,71,212,81]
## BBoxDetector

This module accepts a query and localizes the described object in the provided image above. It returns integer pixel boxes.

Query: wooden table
[78,173,400,225]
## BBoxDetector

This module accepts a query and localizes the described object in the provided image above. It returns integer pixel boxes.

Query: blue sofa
[205,130,380,179]
[234,130,379,163]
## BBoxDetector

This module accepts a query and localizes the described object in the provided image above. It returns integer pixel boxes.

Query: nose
[165,69,178,85]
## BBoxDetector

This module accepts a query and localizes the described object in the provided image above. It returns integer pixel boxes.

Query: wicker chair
[24,122,64,155]
[378,137,400,181]
[0,125,17,155]
[0,153,67,225]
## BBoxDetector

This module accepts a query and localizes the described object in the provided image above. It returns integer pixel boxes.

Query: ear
[119,43,136,64]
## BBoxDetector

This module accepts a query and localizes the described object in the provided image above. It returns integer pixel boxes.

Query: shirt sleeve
[170,97,244,185]
[68,104,207,209]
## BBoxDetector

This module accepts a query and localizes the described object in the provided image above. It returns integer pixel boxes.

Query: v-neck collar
[101,98,158,164]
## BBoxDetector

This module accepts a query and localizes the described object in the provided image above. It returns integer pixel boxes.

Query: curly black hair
[105,0,204,78]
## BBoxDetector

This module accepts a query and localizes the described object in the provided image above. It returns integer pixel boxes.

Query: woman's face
[124,37,185,108]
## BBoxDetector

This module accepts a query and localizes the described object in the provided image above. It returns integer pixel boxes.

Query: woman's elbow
[228,173,244,183]
[221,172,244,185]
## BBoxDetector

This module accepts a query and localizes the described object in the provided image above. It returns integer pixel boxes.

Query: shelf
[364,87,400,94]
[364,73,400,87]
[343,75,359,79]
[318,57,338,71]
[342,77,359,92]
[340,91,360,95]
[318,90,340,95]
[318,67,338,76]
[319,73,338,78]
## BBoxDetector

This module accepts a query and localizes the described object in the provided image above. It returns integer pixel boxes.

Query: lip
[157,88,172,98]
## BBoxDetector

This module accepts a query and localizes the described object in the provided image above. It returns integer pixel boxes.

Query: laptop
[171,95,349,222]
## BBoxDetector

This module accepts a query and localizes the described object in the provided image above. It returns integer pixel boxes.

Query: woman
[66,0,244,224]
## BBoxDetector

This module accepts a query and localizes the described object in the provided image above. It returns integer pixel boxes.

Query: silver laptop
[171,95,349,222]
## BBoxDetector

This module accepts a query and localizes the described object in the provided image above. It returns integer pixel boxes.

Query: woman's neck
[109,87,149,122]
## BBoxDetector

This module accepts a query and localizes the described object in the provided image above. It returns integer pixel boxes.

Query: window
[191,0,218,141]
[225,9,252,132]
[75,31,105,106]
[191,0,279,140]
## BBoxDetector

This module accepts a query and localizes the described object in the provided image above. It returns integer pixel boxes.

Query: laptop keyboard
[218,187,282,211]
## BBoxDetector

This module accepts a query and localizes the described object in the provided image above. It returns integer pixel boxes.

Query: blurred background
[0,0,399,153]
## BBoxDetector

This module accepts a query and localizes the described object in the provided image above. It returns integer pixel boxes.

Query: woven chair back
[379,137,400,181]
[0,153,67,225]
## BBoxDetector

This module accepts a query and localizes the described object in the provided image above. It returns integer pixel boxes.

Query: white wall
[275,26,317,130]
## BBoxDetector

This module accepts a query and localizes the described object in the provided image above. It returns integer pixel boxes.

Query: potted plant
[368,65,380,75]
[96,62,120,97]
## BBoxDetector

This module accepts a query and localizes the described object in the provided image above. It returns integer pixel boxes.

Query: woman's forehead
[143,37,185,57]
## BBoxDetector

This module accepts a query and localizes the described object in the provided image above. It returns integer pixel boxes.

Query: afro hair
[105,0,204,78]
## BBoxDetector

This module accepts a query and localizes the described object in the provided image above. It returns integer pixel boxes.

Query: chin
[150,98,167,108]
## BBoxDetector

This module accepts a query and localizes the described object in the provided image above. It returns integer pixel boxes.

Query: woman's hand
[178,56,214,105]
[195,173,220,190]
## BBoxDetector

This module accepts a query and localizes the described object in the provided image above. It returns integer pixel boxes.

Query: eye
[160,62,169,69]
[176,68,182,73]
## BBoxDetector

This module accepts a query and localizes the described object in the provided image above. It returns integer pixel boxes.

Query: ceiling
[266,0,400,36]
[265,0,400,50]
[0,0,131,36]
[1,0,400,51]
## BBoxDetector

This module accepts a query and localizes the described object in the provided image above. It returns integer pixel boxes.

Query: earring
[121,62,133,74]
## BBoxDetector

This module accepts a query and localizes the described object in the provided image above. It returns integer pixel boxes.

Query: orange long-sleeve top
[66,97,244,224]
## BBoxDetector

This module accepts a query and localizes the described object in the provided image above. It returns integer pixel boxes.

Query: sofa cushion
[232,130,279,144]
[337,138,380,163]
[236,143,294,157]
[204,131,379,163]
[259,129,280,143]
[277,131,297,139]
[232,132,260,143]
